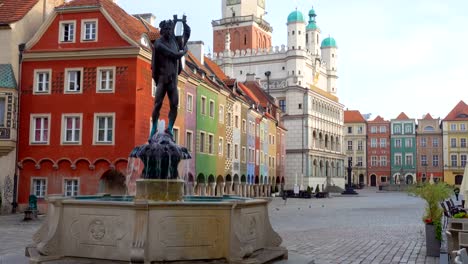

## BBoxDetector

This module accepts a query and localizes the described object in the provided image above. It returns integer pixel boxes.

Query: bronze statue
[150,16,191,142]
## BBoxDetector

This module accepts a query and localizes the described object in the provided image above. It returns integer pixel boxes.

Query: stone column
[210,183,216,196]
[199,183,206,196]
[240,183,245,197]
[226,181,232,195]
[219,183,225,196]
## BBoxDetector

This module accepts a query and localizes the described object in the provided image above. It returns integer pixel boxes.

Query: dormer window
[81,19,97,41]
[60,21,76,43]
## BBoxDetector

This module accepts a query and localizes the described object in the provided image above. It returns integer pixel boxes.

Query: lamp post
[342,157,358,195]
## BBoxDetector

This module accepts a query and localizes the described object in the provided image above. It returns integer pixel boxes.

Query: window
[34,69,51,94]
[64,179,79,197]
[380,156,387,166]
[279,99,286,112]
[97,67,115,92]
[461,124,466,131]
[30,114,50,144]
[432,155,439,167]
[357,140,363,151]
[298,103,302,109]
[371,126,377,133]
[0,97,4,127]
[370,138,377,148]
[173,128,179,144]
[451,138,457,148]
[227,112,232,126]
[200,96,207,115]
[433,138,439,147]
[404,124,412,133]
[81,20,97,41]
[234,144,239,159]
[347,127,352,134]
[242,119,246,133]
[395,154,402,166]
[405,139,412,148]
[461,154,467,167]
[60,21,75,42]
[62,114,82,144]
[451,154,458,167]
[405,154,413,166]
[356,156,363,166]
[200,132,205,152]
[186,131,193,152]
[235,115,239,128]
[347,140,353,150]
[380,126,387,133]
[208,134,214,154]
[218,137,223,156]
[242,147,246,163]
[371,156,378,166]
[187,94,193,112]
[394,125,401,134]
[227,143,232,159]
[380,138,386,148]
[94,113,114,144]
[461,138,467,148]
[357,126,363,134]
[395,139,401,148]
[256,149,259,165]
[421,155,427,166]
[420,137,427,147]
[451,124,457,131]
[32,179,46,198]
[219,105,224,123]
[209,100,215,118]
[65,68,83,93]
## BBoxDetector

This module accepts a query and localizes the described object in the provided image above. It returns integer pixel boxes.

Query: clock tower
[212,0,272,53]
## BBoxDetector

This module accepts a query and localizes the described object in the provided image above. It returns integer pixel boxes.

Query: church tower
[212,0,273,53]
[320,37,338,94]
[306,7,321,58]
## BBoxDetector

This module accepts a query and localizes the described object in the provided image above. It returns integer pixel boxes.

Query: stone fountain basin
[28,194,285,263]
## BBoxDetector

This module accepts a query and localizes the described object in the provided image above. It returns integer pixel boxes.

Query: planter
[425,224,441,257]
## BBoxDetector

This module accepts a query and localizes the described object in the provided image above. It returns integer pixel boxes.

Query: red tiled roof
[223,78,236,87]
[57,0,158,49]
[423,113,434,120]
[344,110,366,123]
[204,56,228,81]
[396,112,410,120]
[0,0,38,24]
[238,83,260,104]
[243,81,277,107]
[369,115,387,123]
[444,100,468,121]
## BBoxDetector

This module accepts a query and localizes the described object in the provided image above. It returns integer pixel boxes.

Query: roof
[422,113,434,120]
[287,10,305,24]
[321,37,337,48]
[243,81,277,107]
[310,86,338,102]
[369,115,388,123]
[204,56,228,81]
[395,112,410,120]
[238,83,260,104]
[0,0,38,24]
[56,0,158,50]
[443,101,468,121]
[0,64,17,89]
[344,110,366,123]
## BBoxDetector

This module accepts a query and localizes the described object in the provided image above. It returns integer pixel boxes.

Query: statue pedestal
[136,179,184,201]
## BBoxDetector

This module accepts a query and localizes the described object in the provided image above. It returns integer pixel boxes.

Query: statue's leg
[149,81,167,141]
[166,79,179,136]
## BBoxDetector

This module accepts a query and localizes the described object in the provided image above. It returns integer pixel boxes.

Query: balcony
[0,127,16,156]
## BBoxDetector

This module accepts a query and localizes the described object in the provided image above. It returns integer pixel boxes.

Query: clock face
[227,0,240,6]
[258,0,265,8]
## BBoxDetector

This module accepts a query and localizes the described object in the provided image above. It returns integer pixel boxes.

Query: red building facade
[366,116,391,186]
[18,0,159,210]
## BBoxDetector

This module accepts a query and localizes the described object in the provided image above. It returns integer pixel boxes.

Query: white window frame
[370,138,377,148]
[405,154,413,166]
[200,131,206,153]
[432,155,439,167]
[451,138,457,148]
[380,156,387,166]
[380,126,387,133]
[64,68,84,94]
[96,67,115,93]
[63,178,79,197]
[394,154,402,166]
[61,113,82,145]
[219,104,224,124]
[451,154,458,167]
[395,139,401,148]
[242,146,246,163]
[227,143,232,159]
[81,19,98,42]
[186,130,193,152]
[380,138,386,148]
[59,20,76,43]
[371,126,377,133]
[208,133,214,154]
[234,144,239,160]
[30,114,51,145]
[209,99,215,118]
[218,137,224,156]
[93,113,115,145]
[187,93,193,112]
[31,177,47,198]
[242,119,247,133]
[173,127,180,145]
[405,138,412,148]
[33,69,52,94]
[201,96,207,115]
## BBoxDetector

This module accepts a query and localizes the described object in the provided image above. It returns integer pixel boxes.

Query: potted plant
[409,182,453,257]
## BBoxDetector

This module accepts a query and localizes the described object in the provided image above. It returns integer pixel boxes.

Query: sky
[117,0,468,121]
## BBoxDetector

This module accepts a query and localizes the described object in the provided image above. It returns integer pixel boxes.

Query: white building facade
[213,2,346,190]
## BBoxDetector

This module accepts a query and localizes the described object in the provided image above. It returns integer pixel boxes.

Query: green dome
[321,37,337,48]
[287,10,305,23]
[308,7,316,16]
[306,21,317,30]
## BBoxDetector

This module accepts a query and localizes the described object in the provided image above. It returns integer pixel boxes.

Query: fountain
[26,15,286,264]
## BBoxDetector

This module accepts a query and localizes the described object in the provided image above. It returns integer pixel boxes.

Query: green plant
[307,186,312,195]
[434,219,442,241]
[453,212,468,218]
[315,184,320,193]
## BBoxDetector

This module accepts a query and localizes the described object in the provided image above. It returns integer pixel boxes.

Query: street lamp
[264,71,271,95]
[342,157,358,195]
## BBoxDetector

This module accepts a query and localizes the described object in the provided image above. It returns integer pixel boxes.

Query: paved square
[0,189,442,263]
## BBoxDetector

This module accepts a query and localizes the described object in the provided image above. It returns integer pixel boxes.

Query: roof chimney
[187,41,205,65]
[246,73,256,82]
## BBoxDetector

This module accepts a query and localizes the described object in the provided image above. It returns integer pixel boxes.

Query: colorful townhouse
[0,0,63,213]
[416,114,443,183]
[366,116,391,186]
[17,0,159,210]
[442,101,468,185]
[344,110,367,186]
[390,113,417,184]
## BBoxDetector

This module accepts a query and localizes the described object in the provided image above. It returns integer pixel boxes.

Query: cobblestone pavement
[0,189,443,263]
[268,188,440,264]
